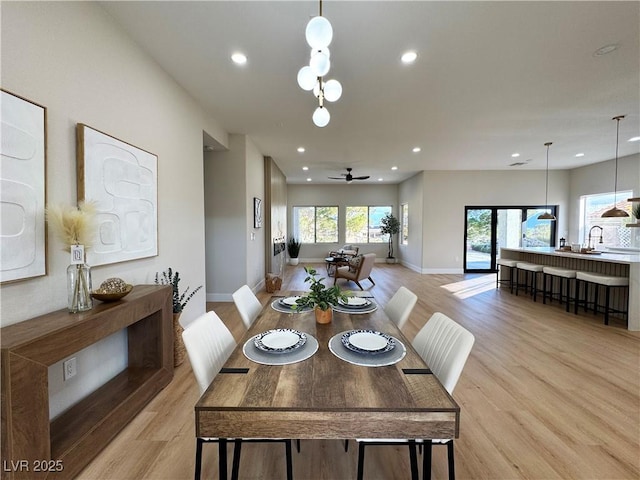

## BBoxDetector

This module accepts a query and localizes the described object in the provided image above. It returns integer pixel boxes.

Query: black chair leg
[422,442,432,480]
[408,440,419,480]
[296,439,301,453]
[357,442,366,480]
[194,438,204,480]
[231,440,242,480]
[447,441,455,480]
[344,439,349,452]
[285,440,293,480]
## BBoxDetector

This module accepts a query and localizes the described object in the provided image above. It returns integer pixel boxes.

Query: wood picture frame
[0,89,47,283]
[77,124,158,266]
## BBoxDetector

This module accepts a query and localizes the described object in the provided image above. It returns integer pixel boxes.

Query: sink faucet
[588,225,604,250]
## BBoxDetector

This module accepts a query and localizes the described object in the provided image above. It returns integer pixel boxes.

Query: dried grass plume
[46,201,97,252]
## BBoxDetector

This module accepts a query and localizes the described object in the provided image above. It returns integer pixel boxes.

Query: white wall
[1,2,227,417]
[398,172,424,272]
[287,184,399,261]
[245,137,266,290]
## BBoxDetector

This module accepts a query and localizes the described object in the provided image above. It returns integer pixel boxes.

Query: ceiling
[100,1,640,184]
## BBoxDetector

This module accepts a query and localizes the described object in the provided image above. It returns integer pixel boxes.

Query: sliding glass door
[464,206,557,273]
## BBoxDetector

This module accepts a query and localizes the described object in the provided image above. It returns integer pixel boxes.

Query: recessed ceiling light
[575,153,585,157]
[391,166,398,170]
[401,51,417,64]
[231,52,247,65]
[412,147,421,153]
[306,178,312,182]
[629,136,640,142]
[297,147,305,153]
[593,44,619,57]
[302,166,309,171]
[378,178,383,182]
[511,153,520,158]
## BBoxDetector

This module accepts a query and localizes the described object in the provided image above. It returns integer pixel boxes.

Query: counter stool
[542,267,577,312]
[574,272,629,325]
[496,259,518,293]
[515,263,544,301]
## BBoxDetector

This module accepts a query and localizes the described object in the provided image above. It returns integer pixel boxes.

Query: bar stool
[515,263,544,301]
[496,259,518,293]
[542,266,577,312]
[574,271,629,325]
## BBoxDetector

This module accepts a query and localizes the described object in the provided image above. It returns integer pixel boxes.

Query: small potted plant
[155,268,202,366]
[380,213,400,263]
[295,267,347,324]
[287,236,302,265]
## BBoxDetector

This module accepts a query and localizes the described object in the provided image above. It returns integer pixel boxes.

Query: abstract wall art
[0,90,47,283]
[77,124,158,266]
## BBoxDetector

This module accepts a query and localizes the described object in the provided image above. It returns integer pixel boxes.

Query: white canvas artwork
[78,124,157,266]
[0,90,46,283]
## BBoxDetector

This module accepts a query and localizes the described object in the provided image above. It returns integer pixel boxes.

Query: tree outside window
[346,206,392,243]
[293,206,338,243]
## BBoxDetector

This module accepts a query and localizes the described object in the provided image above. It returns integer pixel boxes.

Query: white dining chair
[384,286,418,330]
[182,311,294,480]
[232,284,262,329]
[354,312,475,480]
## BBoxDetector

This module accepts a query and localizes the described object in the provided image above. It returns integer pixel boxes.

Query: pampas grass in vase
[46,201,97,312]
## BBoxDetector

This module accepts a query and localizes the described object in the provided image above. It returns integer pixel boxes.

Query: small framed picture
[254,197,262,228]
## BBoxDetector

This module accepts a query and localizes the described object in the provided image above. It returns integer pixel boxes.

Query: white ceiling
[100,1,640,184]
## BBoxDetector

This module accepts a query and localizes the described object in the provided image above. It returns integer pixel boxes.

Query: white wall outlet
[63,357,77,381]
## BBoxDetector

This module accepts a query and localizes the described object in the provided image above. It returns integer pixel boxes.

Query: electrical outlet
[63,357,77,381]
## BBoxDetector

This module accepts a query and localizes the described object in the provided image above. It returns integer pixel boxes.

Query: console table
[0,285,173,479]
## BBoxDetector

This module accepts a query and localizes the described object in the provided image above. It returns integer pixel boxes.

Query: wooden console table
[1,285,173,479]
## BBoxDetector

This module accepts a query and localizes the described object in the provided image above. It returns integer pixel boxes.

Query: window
[346,206,392,243]
[579,191,633,249]
[292,206,338,243]
[401,203,408,245]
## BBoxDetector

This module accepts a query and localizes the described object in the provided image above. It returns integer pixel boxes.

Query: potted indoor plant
[287,236,302,265]
[380,213,400,263]
[155,268,202,366]
[295,267,347,324]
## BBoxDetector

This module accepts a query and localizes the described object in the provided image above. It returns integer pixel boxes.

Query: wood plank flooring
[77,263,639,480]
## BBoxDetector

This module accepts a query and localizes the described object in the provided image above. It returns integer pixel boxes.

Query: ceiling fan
[328,168,370,183]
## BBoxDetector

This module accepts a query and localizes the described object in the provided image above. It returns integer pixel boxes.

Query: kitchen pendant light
[538,142,556,220]
[602,115,630,218]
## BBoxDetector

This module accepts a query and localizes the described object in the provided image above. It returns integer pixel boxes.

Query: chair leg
[357,442,366,480]
[344,439,349,452]
[194,438,204,480]
[422,442,432,480]
[447,441,455,480]
[296,439,301,453]
[408,440,419,480]
[219,438,228,480]
[355,281,364,290]
[604,286,611,325]
[368,276,375,286]
[285,440,293,480]
[231,440,242,480]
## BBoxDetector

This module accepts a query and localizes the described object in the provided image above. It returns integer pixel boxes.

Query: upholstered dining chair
[182,311,294,480]
[354,312,475,480]
[333,253,376,290]
[384,286,418,330]
[232,284,262,329]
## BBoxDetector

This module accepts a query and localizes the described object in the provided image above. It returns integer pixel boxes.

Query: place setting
[242,328,319,365]
[270,295,313,313]
[328,329,406,367]
[331,295,378,315]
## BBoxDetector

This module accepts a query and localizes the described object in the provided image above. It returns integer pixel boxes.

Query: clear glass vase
[67,263,93,312]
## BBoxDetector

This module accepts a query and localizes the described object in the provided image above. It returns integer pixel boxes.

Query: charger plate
[243,334,319,365]
[328,331,406,367]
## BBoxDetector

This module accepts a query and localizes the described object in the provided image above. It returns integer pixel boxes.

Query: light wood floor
[77,263,640,480]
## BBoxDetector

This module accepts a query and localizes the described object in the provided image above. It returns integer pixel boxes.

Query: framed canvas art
[254,197,263,228]
[0,90,47,283]
[77,124,158,266]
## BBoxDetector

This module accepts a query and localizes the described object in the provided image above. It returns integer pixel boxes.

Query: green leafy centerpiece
[295,267,347,324]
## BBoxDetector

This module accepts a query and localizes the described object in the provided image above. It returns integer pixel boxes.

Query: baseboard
[399,260,422,273]
[422,268,465,274]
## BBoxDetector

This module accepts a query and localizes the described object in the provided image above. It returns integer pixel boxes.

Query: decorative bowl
[91,284,133,302]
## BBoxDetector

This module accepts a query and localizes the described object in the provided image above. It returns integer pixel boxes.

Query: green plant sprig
[155,267,202,313]
[294,267,347,311]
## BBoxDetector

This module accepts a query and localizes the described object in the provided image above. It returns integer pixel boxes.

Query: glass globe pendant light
[313,105,330,127]
[538,142,556,220]
[602,115,630,218]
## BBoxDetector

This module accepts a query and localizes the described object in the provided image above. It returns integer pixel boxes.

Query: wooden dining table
[194,293,460,479]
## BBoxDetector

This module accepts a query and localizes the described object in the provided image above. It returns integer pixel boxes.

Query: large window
[401,203,408,245]
[579,191,634,249]
[345,206,392,243]
[292,206,338,243]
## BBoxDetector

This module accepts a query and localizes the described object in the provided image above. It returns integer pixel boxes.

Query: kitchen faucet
[588,225,604,250]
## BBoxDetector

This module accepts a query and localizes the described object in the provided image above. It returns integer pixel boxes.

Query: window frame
[345,205,393,244]
[401,203,408,245]
[292,205,339,244]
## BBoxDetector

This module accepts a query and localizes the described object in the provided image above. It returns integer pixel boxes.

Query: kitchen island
[500,247,639,331]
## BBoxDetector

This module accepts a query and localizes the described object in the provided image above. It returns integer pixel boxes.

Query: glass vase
[67,263,93,312]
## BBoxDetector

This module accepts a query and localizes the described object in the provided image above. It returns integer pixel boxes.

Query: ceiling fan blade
[353,176,370,180]
[328,176,346,180]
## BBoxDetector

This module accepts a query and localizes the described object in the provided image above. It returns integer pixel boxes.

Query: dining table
[194,292,460,480]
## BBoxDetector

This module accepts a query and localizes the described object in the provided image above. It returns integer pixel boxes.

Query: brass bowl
[91,284,133,302]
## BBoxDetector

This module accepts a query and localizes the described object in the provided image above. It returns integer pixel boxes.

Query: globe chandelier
[297,0,342,127]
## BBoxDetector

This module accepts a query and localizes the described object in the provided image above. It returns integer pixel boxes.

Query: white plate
[338,297,370,307]
[254,329,306,353]
[280,296,301,306]
[348,332,388,351]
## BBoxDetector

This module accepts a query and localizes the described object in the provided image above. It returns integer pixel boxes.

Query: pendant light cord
[612,115,622,205]
[544,142,552,209]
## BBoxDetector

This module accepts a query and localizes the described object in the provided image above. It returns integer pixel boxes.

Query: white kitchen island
[500,247,639,331]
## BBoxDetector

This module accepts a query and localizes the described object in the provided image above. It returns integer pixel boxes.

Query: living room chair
[354,312,475,480]
[329,244,359,258]
[384,286,418,330]
[182,311,295,480]
[333,253,376,290]
[232,284,262,329]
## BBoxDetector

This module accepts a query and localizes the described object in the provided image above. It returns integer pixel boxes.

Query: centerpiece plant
[295,267,347,324]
